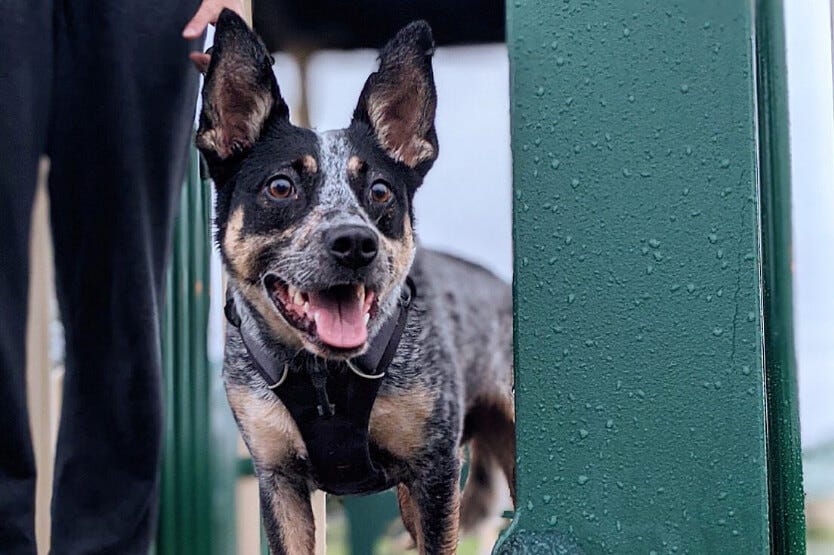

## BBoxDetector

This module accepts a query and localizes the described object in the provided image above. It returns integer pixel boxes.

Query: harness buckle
[308,364,335,417]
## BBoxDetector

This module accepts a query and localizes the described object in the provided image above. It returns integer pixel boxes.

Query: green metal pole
[158,149,239,555]
[176,164,195,553]
[159,269,178,552]
[756,0,806,551]
[498,1,788,552]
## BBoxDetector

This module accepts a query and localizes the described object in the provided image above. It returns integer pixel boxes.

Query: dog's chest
[227,384,433,468]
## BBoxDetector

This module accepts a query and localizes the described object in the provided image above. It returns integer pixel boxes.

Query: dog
[196,10,515,554]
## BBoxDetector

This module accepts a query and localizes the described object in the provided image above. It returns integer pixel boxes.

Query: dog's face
[197,11,437,359]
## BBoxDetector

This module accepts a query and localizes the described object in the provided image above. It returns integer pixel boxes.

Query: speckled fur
[198,11,514,555]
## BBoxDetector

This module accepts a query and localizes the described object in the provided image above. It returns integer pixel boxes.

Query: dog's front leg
[257,469,315,555]
[406,451,462,555]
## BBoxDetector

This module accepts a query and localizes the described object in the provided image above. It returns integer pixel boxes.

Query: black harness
[224,279,414,495]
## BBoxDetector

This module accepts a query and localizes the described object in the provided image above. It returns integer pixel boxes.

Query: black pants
[0,1,200,553]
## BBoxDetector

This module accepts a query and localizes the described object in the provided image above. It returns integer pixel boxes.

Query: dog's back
[410,249,513,406]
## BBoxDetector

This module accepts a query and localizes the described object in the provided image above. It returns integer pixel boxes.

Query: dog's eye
[369,180,392,204]
[265,175,295,200]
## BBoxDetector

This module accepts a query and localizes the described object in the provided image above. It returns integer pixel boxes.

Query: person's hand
[183,0,246,72]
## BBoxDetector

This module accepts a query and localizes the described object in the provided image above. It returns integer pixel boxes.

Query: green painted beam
[498,1,784,552]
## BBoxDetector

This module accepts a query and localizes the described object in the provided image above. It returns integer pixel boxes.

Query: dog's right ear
[196,9,288,162]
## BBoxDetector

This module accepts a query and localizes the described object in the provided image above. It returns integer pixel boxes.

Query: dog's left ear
[196,9,289,162]
[353,21,438,174]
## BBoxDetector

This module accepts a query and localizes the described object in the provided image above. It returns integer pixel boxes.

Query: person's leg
[0,1,53,553]
[47,1,200,552]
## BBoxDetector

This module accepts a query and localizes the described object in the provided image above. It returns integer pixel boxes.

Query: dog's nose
[326,225,378,269]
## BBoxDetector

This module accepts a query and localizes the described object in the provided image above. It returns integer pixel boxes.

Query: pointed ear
[196,9,289,161]
[352,21,438,172]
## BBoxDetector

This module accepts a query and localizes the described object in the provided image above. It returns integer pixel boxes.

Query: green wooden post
[157,149,239,555]
[498,1,803,553]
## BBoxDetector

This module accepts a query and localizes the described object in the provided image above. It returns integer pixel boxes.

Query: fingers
[189,52,212,74]
[184,0,246,70]
[182,0,245,40]
[183,1,215,39]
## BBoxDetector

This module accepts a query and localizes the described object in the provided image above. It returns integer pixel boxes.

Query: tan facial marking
[223,206,300,277]
[226,385,307,465]
[369,386,433,458]
[392,214,415,278]
[347,156,366,177]
[223,207,273,279]
[378,213,416,300]
[223,207,304,346]
[300,154,318,174]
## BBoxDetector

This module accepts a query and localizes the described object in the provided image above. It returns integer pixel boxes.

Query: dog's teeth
[287,285,297,299]
[363,313,370,324]
[303,301,310,313]
[355,284,365,304]
[293,290,304,306]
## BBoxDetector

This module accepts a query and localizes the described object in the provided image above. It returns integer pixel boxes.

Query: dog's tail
[459,400,516,535]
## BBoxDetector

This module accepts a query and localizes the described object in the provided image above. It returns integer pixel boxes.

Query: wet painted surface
[499,1,770,553]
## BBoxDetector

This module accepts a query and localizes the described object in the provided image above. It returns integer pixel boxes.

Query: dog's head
[198,10,437,359]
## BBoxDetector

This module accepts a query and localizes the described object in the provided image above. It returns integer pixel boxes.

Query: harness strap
[225,279,415,495]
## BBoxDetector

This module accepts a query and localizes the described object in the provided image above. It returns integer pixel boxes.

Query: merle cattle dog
[196,10,514,554]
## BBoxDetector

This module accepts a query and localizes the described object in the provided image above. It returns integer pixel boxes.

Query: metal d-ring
[345,359,385,380]
[267,362,290,389]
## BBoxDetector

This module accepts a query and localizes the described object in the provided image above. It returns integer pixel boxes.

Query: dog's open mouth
[264,275,378,350]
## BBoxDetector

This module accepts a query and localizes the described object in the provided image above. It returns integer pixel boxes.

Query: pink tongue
[307,290,368,349]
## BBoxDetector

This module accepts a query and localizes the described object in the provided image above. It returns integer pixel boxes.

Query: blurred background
[785,2,834,553]
[22,0,833,553]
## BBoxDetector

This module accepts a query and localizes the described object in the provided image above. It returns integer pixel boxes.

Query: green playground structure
[156,1,805,553]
